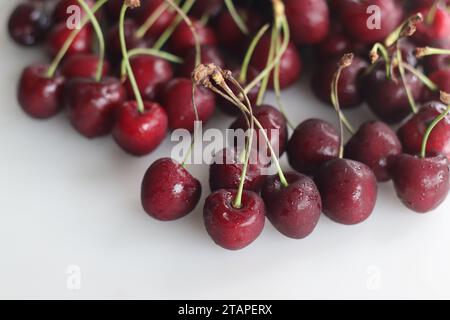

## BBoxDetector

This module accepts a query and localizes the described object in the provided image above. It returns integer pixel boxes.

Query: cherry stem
[45,0,107,78]
[416,46,450,57]
[255,25,276,105]
[401,62,437,91]
[420,91,450,158]
[426,0,440,25]
[120,3,144,113]
[77,0,104,82]
[135,1,170,39]
[331,54,355,158]
[181,84,201,168]
[224,0,249,35]
[370,42,391,79]
[239,24,270,84]
[396,44,418,114]
[385,13,423,48]
[152,0,195,52]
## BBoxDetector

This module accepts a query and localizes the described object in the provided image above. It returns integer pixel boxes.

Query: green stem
[120,4,144,113]
[401,63,438,91]
[224,0,249,35]
[370,42,391,79]
[239,24,270,83]
[135,2,170,39]
[46,0,107,78]
[77,0,104,82]
[416,46,450,57]
[420,104,450,158]
[256,24,277,105]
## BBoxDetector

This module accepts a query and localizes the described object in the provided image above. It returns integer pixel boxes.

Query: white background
[1,1,449,300]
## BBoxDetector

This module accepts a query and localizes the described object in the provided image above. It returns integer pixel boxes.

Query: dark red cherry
[284,0,330,44]
[315,30,354,60]
[312,55,368,109]
[47,24,93,58]
[413,5,450,46]
[229,104,288,157]
[217,66,261,116]
[362,63,423,124]
[136,0,176,39]
[424,54,450,73]
[8,2,50,46]
[203,189,265,250]
[422,69,450,102]
[61,53,110,80]
[104,0,145,22]
[345,121,402,182]
[65,77,126,138]
[209,148,267,193]
[141,158,202,221]
[191,0,223,19]
[390,153,450,213]
[113,101,168,156]
[251,35,302,89]
[169,18,217,55]
[337,0,403,44]
[178,45,225,78]
[261,172,322,239]
[18,65,65,119]
[125,55,173,102]
[397,101,450,160]
[53,0,95,24]
[287,119,340,176]
[162,78,216,132]
[315,158,378,225]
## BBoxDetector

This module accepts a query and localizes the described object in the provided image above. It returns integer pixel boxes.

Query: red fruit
[413,5,450,46]
[191,0,223,19]
[47,24,93,58]
[136,0,176,39]
[422,69,450,102]
[203,189,265,250]
[61,54,110,80]
[8,2,50,46]
[141,158,202,221]
[113,101,168,156]
[53,0,95,24]
[169,18,217,55]
[179,45,225,78]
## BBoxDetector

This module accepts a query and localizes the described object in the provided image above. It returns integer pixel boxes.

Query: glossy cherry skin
[251,35,302,89]
[362,64,423,124]
[191,0,223,19]
[53,0,95,24]
[18,65,65,119]
[61,54,110,80]
[312,55,368,109]
[179,45,225,78]
[262,172,322,239]
[345,121,402,182]
[284,0,330,45]
[230,104,288,157]
[113,101,168,156]
[209,148,267,193]
[141,158,202,221]
[315,158,378,225]
[315,30,354,60]
[47,24,93,58]
[337,0,403,44]
[169,18,217,55]
[422,69,450,102]
[8,2,50,46]
[203,189,266,250]
[287,119,340,176]
[65,77,127,138]
[413,5,450,46]
[390,153,450,213]
[125,55,173,101]
[397,102,450,161]
[162,78,216,132]
[136,0,176,39]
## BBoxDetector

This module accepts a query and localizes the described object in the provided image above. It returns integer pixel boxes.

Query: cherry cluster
[8,0,450,251]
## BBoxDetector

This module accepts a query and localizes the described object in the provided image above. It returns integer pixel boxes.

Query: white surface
[1,2,450,300]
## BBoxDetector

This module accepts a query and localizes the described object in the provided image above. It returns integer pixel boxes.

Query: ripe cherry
[136,0,176,39]
[47,24,93,58]
[169,18,217,55]
[141,158,201,221]
[18,65,65,119]
[179,45,225,78]
[413,5,450,46]
[203,189,265,250]
[422,69,450,102]
[8,2,50,46]
[191,0,223,19]
[262,172,322,239]
[287,118,340,176]
[61,53,110,80]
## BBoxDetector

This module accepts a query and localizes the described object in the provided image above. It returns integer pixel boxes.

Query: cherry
[191,0,223,19]
[65,77,126,138]
[8,2,50,46]
[209,148,267,193]
[47,24,93,58]
[362,63,423,123]
[217,66,261,116]
[315,29,354,60]
[424,54,450,73]
[422,69,450,102]
[112,101,168,156]
[412,5,450,46]
[136,0,176,39]
[203,189,265,250]
[179,45,225,78]
[315,158,378,225]
[169,18,217,55]
[125,54,173,101]
[61,53,110,80]
[261,172,322,239]
[312,55,368,109]
[141,158,201,221]
[18,65,65,119]
[284,0,330,45]
[397,101,450,160]
[345,121,402,182]
[104,0,145,22]
[287,118,340,176]
[53,0,95,24]
[337,0,403,44]
[390,153,450,213]
[250,35,302,89]
[229,104,288,156]
[162,78,216,132]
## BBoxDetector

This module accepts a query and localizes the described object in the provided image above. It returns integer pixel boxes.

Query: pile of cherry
[8,0,450,250]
